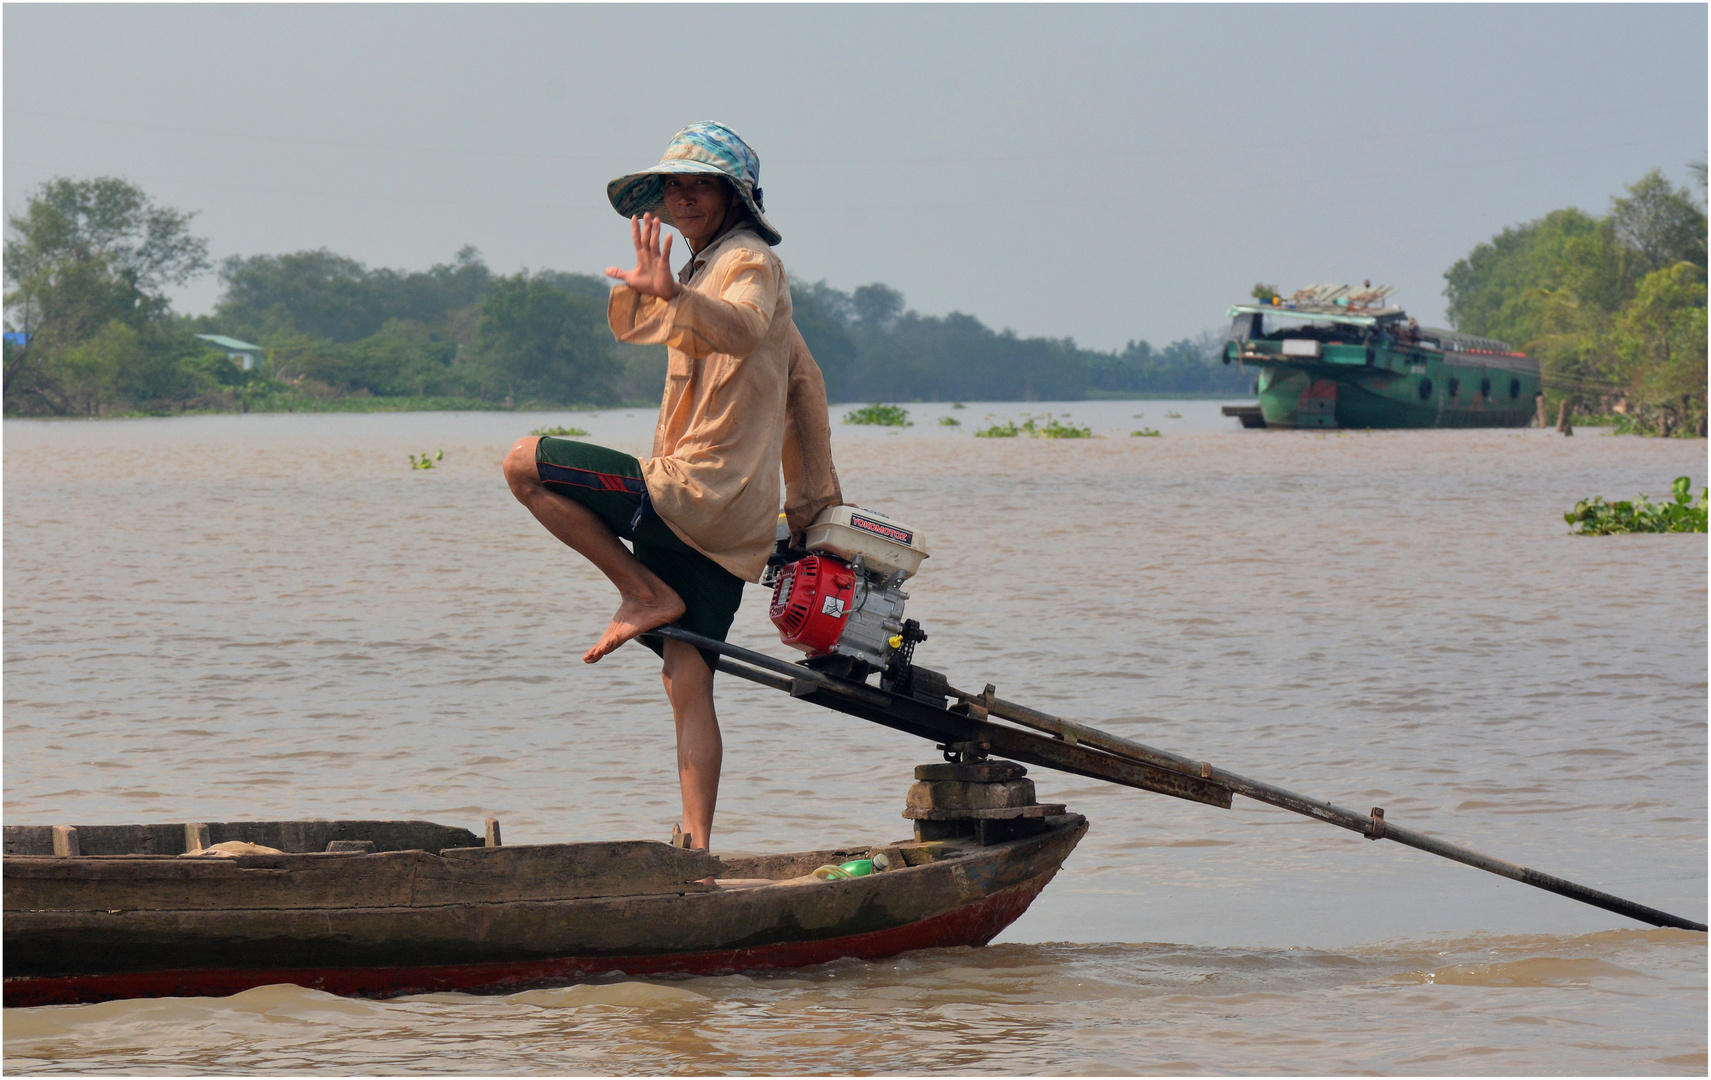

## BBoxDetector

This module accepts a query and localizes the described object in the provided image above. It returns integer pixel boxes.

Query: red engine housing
[769,553,856,656]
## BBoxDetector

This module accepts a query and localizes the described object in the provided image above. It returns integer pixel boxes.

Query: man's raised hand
[604,213,679,300]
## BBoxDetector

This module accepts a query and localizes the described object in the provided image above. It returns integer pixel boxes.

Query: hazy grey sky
[5,4,1705,349]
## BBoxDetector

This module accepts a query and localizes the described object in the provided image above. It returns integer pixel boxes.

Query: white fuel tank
[802,506,929,580]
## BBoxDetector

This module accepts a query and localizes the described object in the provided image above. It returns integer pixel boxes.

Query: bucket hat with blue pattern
[607,122,780,246]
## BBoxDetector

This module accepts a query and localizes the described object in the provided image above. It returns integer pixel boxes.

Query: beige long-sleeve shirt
[608,228,843,582]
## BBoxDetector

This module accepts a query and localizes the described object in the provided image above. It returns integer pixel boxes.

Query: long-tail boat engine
[763,506,930,683]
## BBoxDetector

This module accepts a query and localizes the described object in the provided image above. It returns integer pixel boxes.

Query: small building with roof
[196,334,265,372]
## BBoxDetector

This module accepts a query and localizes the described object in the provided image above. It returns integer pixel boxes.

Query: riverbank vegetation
[792,282,1245,402]
[1446,167,1707,437]
[4,177,1245,418]
[2,178,666,416]
[1565,477,1707,534]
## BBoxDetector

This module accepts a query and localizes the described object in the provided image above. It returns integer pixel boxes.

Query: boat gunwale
[3,816,1088,911]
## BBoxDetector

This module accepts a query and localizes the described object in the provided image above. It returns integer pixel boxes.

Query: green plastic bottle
[811,856,888,882]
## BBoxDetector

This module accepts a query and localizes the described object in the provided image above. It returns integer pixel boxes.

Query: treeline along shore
[5,171,1704,427]
[1,177,1243,417]
[1442,168,1707,437]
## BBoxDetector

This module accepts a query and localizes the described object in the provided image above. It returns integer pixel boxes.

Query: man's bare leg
[503,437,685,663]
[661,639,721,852]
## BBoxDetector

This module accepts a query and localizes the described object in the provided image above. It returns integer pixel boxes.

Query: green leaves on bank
[1565,476,1707,534]
[3,177,232,416]
[788,280,1246,403]
[1444,168,1707,436]
[3,177,663,416]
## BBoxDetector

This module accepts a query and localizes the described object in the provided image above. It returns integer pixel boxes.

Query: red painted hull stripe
[5,872,1055,1008]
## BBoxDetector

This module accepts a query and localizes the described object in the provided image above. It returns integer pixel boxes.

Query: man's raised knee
[502,437,542,495]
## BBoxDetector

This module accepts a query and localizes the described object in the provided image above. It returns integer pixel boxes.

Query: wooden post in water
[1535,394,1548,428]
[1556,400,1573,435]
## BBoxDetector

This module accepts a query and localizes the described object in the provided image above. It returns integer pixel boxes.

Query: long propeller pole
[654,625,1706,933]
[949,686,1707,932]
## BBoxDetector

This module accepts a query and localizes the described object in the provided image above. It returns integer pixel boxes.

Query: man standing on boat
[503,122,842,853]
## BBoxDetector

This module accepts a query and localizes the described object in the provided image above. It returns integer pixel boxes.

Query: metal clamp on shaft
[1368,806,1386,840]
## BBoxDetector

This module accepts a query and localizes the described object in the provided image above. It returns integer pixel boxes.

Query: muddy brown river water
[4,402,1705,1073]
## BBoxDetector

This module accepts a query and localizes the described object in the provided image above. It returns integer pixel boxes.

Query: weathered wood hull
[4,816,1086,1007]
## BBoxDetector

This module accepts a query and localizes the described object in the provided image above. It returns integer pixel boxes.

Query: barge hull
[1259,368,1536,429]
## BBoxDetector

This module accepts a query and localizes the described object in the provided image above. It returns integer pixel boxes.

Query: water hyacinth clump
[1131,428,1162,437]
[1038,417,1092,438]
[530,425,590,437]
[409,450,444,470]
[939,416,961,427]
[1565,476,1707,534]
[974,414,1092,439]
[844,403,912,427]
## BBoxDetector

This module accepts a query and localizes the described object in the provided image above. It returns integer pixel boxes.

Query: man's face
[661,174,733,248]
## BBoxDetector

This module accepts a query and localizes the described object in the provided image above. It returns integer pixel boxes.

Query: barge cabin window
[1229,311,1367,345]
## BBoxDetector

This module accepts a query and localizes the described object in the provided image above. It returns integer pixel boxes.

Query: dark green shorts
[534,436,743,674]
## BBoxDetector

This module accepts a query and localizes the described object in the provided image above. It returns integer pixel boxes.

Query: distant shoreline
[5,393,1261,420]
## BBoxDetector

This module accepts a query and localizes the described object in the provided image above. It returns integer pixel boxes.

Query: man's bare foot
[585,587,686,663]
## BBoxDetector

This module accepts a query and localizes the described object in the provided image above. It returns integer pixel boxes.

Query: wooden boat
[3,763,1085,1008]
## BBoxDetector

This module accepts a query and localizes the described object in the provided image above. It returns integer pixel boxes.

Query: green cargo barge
[1223,285,1540,429]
